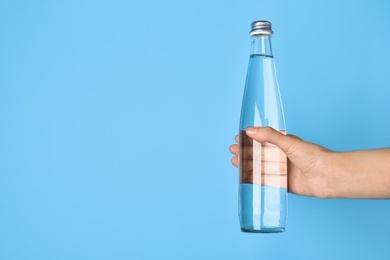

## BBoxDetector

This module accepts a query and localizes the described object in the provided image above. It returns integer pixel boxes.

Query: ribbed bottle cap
[250,20,273,36]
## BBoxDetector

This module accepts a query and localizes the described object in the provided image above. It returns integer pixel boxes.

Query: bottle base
[240,227,285,233]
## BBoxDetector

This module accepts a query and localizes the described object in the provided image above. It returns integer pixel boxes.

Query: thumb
[245,126,301,155]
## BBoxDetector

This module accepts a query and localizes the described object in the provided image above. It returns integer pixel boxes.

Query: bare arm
[329,149,390,198]
[229,127,390,199]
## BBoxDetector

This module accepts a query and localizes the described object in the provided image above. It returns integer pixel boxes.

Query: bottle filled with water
[238,20,287,233]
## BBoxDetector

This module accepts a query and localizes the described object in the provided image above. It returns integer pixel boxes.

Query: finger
[229,144,239,155]
[235,135,238,143]
[231,156,238,167]
[245,126,303,155]
[240,143,287,162]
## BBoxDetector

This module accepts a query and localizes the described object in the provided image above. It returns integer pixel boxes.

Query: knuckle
[264,126,275,139]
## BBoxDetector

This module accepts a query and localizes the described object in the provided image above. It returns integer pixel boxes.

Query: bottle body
[238,22,287,233]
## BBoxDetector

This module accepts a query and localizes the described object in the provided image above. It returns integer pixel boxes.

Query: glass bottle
[238,20,287,233]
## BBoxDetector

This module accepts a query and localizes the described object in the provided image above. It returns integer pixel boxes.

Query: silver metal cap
[250,20,273,36]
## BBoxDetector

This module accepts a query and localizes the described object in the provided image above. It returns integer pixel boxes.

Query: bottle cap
[250,20,273,36]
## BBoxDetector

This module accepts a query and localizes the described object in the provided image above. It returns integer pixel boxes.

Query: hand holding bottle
[230,126,390,199]
[231,127,332,198]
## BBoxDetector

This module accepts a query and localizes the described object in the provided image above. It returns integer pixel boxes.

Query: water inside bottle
[239,183,287,233]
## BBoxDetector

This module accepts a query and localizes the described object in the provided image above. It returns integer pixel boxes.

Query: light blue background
[1,0,390,259]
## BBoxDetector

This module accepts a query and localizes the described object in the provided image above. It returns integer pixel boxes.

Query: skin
[229,126,390,199]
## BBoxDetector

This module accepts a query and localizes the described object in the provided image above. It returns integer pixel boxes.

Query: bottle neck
[250,35,273,57]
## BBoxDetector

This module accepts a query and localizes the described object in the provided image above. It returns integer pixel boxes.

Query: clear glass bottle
[238,21,287,233]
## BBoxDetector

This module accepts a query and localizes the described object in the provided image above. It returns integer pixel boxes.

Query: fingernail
[246,127,256,135]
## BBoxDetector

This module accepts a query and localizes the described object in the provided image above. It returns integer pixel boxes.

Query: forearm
[328,149,390,198]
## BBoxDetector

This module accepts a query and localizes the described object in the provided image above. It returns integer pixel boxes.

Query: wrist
[315,151,343,199]
[324,151,356,198]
